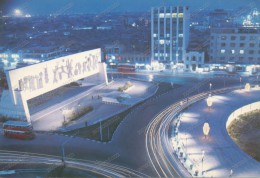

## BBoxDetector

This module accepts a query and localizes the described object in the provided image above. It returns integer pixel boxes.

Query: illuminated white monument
[0,48,107,122]
[203,122,210,138]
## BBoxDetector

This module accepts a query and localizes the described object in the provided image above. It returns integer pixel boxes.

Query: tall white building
[151,6,190,63]
[210,27,260,64]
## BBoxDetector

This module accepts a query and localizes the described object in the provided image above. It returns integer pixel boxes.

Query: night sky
[1,0,259,15]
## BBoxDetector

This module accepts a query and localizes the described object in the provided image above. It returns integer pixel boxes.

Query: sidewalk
[173,88,260,177]
[31,79,158,131]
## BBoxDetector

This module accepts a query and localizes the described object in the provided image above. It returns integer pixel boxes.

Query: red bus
[117,63,136,73]
[3,121,35,139]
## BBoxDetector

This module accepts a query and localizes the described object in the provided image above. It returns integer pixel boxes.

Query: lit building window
[231,50,235,54]
[221,36,227,40]
[221,49,225,53]
[240,50,244,54]
[153,34,157,37]
[179,34,183,37]
[159,40,165,45]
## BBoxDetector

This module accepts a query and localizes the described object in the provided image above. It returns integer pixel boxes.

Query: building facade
[151,6,190,63]
[209,9,231,28]
[210,27,260,64]
[184,51,204,71]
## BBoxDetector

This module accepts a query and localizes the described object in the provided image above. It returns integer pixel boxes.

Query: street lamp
[60,109,66,123]
[201,150,205,175]
[185,133,188,153]
[209,83,212,93]
[245,83,251,91]
[230,169,233,177]
[203,122,210,139]
[77,103,81,115]
[206,96,213,110]
[240,77,242,89]
[149,74,153,82]
[14,9,22,16]
[61,131,78,163]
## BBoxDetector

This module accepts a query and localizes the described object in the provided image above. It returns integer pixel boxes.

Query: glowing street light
[206,96,213,110]
[148,74,153,82]
[14,9,22,16]
[203,122,210,138]
[209,83,212,93]
[230,169,233,177]
[201,150,205,175]
[245,83,251,91]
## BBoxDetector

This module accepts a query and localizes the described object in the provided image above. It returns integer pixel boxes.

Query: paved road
[0,75,248,176]
[0,151,148,177]
[176,89,260,177]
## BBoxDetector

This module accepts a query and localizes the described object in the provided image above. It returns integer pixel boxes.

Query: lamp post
[100,121,103,141]
[206,96,213,111]
[60,109,66,123]
[180,101,183,107]
[203,122,210,139]
[245,83,251,91]
[185,133,188,153]
[209,83,212,93]
[230,169,233,177]
[77,103,81,116]
[201,150,205,175]
[61,131,78,163]
[240,77,242,89]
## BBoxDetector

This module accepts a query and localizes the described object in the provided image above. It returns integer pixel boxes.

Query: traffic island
[227,109,260,161]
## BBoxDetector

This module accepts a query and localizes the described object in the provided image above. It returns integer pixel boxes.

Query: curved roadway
[0,75,250,176]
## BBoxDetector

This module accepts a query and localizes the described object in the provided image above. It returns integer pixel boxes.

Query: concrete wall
[226,101,260,129]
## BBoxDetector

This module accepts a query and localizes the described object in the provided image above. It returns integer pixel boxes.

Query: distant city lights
[14,9,22,16]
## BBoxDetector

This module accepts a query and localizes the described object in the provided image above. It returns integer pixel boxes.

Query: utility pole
[100,121,103,141]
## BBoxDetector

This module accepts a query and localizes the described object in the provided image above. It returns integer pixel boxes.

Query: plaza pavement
[30,79,157,131]
[176,88,260,177]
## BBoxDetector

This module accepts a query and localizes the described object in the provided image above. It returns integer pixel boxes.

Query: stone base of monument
[0,90,27,120]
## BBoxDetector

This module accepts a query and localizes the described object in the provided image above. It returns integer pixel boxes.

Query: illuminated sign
[159,13,183,18]
[7,48,101,100]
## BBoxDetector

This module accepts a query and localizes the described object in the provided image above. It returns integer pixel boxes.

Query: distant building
[104,44,150,65]
[21,46,64,61]
[151,6,190,63]
[121,53,150,64]
[209,27,260,64]
[104,44,124,63]
[184,51,204,71]
[209,9,232,28]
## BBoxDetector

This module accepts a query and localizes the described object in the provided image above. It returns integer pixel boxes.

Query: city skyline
[1,0,260,15]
